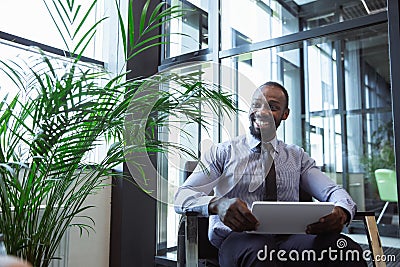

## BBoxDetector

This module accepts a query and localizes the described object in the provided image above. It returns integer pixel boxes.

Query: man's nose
[256,107,272,116]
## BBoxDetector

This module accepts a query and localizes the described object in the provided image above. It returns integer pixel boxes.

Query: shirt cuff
[334,199,356,225]
[185,195,215,217]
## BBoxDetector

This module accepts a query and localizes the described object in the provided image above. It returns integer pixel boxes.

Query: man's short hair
[259,81,289,109]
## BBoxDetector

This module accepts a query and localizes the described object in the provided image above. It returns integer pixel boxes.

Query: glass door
[304,23,397,235]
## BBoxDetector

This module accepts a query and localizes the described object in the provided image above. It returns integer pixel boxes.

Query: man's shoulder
[217,134,247,145]
[212,135,249,153]
[207,135,248,164]
[277,139,304,153]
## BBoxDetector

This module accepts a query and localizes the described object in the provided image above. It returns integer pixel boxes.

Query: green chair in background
[374,169,398,224]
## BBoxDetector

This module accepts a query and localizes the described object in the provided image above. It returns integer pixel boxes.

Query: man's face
[249,85,290,141]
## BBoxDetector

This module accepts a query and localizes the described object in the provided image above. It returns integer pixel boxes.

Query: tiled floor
[347,234,400,266]
[347,234,400,248]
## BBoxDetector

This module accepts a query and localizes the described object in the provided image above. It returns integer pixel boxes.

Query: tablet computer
[248,201,334,234]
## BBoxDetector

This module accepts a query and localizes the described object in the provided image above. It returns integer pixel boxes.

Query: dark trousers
[218,232,368,267]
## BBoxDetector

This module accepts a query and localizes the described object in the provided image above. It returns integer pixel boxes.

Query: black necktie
[263,143,277,201]
[264,160,277,201]
[253,143,277,200]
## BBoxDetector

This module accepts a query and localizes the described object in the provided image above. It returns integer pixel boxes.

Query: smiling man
[175,81,366,266]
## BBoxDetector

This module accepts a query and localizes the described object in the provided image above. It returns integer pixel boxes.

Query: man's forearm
[174,188,215,216]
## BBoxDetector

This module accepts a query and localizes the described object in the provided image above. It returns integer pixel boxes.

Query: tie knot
[251,142,275,154]
[262,142,275,161]
[263,142,274,152]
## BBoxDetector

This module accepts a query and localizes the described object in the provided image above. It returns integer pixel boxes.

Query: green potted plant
[0,1,235,266]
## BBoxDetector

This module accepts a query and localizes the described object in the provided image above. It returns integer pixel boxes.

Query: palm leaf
[117,0,187,61]
[115,0,128,59]
[0,1,237,266]
[139,0,151,36]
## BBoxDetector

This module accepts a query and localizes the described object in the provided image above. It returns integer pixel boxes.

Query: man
[175,82,366,266]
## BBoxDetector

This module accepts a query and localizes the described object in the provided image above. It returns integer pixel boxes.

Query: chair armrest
[354,211,386,267]
[354,211,375,220]
[177,212,200,267]
[185,211,200,266]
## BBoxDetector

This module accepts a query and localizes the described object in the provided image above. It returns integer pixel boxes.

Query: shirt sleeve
[299,149,357,222]
[174,144,226,217]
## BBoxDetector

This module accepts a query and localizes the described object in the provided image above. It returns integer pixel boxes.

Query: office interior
[0,0,399,266]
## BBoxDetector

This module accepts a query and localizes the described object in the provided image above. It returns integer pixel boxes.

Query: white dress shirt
[174,134,357,248]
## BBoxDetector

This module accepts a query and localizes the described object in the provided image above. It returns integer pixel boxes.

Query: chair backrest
[183,161,199,180]
[374,169,398,202]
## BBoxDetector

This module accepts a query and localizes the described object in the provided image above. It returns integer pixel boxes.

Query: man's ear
[282,108,290,120]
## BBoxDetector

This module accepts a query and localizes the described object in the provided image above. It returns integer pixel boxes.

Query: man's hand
[208,197,259,232]
[306,206,349,234]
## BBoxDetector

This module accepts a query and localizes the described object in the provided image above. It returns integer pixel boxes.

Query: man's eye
[270,105,278,111]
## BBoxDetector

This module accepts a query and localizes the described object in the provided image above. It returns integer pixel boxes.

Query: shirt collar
[246,132,277,152]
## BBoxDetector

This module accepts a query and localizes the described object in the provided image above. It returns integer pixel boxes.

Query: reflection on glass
[221,0,298,50]
[165,0,208,58]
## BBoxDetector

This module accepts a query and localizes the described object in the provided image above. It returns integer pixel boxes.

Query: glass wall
[164,0,209,58]
[219,0,388,50]
[157,0,398,260]
[304,24,393,221]
[156,62,220,251]
[0,0,110,61]
[0,0,123,162]
[220,0,299,50]
[219,24,393,218]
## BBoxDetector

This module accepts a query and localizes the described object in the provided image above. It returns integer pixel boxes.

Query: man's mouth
[254,118,270,128]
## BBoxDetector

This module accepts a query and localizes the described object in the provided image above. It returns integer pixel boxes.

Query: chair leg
[363,214,386,267]
[377,202,389,224]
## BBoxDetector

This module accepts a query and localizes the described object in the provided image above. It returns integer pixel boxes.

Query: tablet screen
[249,201,334,234]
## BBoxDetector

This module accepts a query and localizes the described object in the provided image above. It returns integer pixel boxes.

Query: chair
[374,169,398,224]
[177,161,386,267]
[177,161,219,267]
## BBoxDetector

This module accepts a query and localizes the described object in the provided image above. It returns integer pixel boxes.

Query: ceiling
[277,0,390,83]
[279,0,387,21]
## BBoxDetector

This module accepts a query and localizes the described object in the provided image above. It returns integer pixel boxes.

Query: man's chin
[249,126,261,140]
[250,127,276,142]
